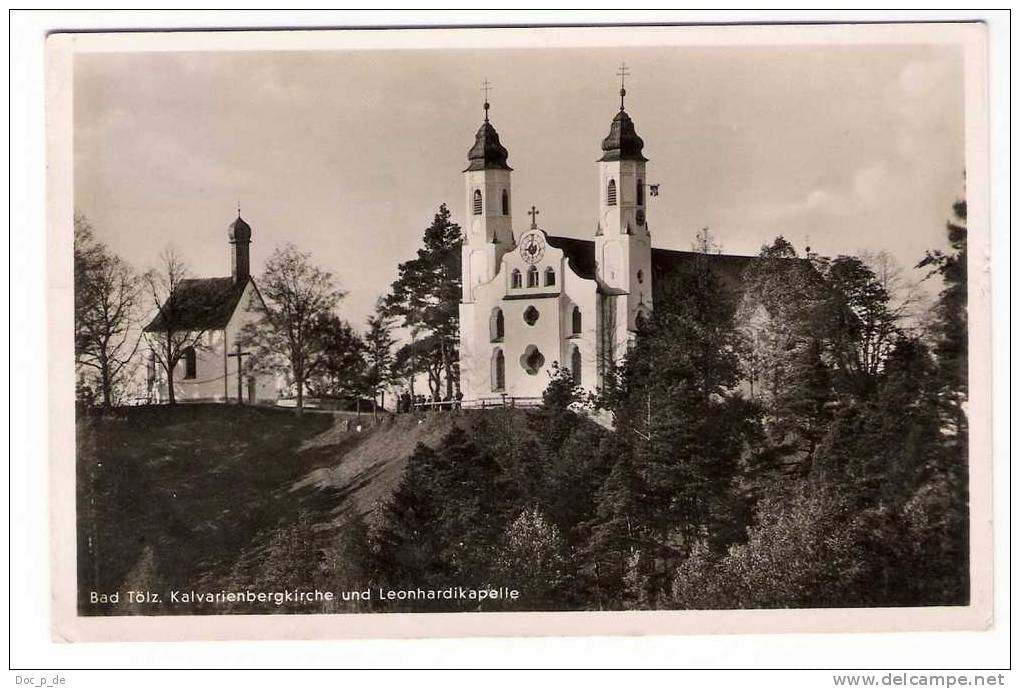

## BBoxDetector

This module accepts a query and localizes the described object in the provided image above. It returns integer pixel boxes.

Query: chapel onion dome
[599,107,648,162]
[464,108,513,172]
[228,214,251,242]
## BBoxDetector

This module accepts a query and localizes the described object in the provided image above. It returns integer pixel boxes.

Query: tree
[691,226,722,255]
[670,484,867,610]
[372,443,447,588]
[143,248,208,406]
[583,448,646,606]
[363,307,396,418]
[859,249,926,333]
[597,267,755,592]
[824,255,900,393]
[374,428,515,597]
[493,508,569,609]
[392,334,446,399]
[737,237,839,416]
[237,244,346,415]
[305,314,366,404]
[74,215,142,409]
[918,198,968,430]
[383,204,462,397]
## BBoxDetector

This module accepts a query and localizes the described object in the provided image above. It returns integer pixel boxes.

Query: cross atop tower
[616,62,630,110]
[481,78,493,121]
[528,205,540,229]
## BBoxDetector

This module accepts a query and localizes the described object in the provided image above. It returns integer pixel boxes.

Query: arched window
[473,189,483,215]
[182,346,197,380]
[637,179,644,206]
[491,348,505,392]
[489,308,504,342]
[572,306,582,335]
[607,179,617,206]
[511,269,522,289]
[570,345,582,382]
[501,189,509,215]
[526,265,539,288]
[544,267,556,287]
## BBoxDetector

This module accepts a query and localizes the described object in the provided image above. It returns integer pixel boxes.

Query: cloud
[895,58,956,160]
[851,161,891,210]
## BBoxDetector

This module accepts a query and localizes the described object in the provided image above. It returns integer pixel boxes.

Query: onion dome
[228,214,251,242]
[599,108,648,162]
[465,112,512,172]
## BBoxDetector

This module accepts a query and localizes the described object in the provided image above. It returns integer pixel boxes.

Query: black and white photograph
[41,20,995,645]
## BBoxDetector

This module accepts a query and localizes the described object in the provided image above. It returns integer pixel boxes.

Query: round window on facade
[523,305,539,326]
[519,345,545,376]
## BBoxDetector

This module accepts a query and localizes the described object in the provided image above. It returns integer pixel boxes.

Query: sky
[74,43,965,327]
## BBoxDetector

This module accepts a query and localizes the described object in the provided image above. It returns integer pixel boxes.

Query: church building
[458,79,755,404]
[143,213,277,404]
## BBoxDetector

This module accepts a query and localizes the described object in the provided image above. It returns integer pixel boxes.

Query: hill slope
[290,411,465,522]
[75,404,475,612]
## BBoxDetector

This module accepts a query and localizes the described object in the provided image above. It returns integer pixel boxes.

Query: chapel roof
[228,214,252,242]
[143,276,252,333]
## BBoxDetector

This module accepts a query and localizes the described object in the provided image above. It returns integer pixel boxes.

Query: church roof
[599,109,648,162]
[228,215,251,242]
[547,235,599,281]
[465,120,512,172]
[547,235,757,302]
[143,276,252,333]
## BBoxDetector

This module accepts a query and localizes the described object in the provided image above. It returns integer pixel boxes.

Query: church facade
[458,87,757,404]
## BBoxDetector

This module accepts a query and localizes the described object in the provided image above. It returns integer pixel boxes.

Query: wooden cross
[226,342,252,404]
[528,205,540,228]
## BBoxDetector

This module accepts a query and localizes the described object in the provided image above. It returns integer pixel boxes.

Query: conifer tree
[384,204,463,397]
[603,267,754,575]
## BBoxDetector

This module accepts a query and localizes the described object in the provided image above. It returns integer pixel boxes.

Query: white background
[7,9,1012,682]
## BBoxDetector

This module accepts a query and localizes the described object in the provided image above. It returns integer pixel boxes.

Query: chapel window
[607,179,617,206]
[523,306,540,326]
[526,265,539,288]
[637,179,644,206]
[489,308,505,342]
[501,189,510,215]
[544,267,556,287]
[473,189,483,215]
[511,269,522,289]
[572,306,582,335]
[183,346,197,380]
